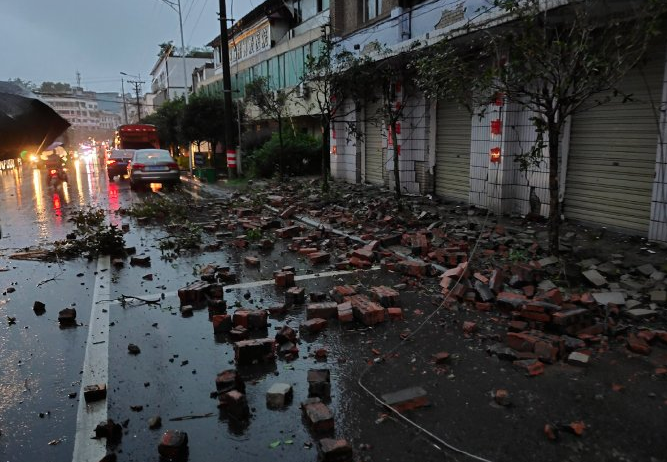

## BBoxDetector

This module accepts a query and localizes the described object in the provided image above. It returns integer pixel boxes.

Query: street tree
[360,44,414,203]
[8,78,36,91]
[415,0,666,253]
[244,76,295,179]
[301,28,373,192]
[179,93,226,163]
[38,81,72,94]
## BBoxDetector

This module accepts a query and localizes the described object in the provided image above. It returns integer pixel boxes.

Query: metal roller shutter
[435,101,472,201]
[364,100,384,186]
[564,57,663,233]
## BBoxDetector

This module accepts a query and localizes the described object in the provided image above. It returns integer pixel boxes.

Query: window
[366,0,382,20]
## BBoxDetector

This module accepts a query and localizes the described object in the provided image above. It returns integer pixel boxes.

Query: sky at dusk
[0,0,254,94]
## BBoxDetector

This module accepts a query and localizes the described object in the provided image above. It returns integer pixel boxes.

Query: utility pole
[127,80,144,121]
[219,0,236,177]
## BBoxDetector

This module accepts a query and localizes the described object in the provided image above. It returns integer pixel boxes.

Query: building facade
[150,53,214,107]
[199,0,329,134]
[327,0,667,243]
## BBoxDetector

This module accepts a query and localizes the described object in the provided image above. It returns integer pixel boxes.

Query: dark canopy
[0,81,70,160]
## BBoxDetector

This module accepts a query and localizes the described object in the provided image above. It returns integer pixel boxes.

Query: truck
[115,124,160,149]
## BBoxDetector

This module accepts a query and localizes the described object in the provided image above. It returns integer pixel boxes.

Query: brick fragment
[433,352,450,364]
[212,314,232,334]
[626,334,651,355]
[84,383,107,402]
[157,430,188,460]
[381,386,429,412]
[274,271,295,288]
[306,302,338,320]
[351,248,375,262]
[215,369,245,393]
[218,390,250,420]
[275,325,297,344]
[513,359,544,376]
[177,281,210,306]
[275,225,301,238]
[58,308,77,325]
[331,286,356,303]
[300,318,328,334]
[302,400,334,433]
[318,438,354,462]
[309,251,331,265]
[307,369,331,400]
[244,256,260,267]
[337,302,354,323]
[234,338,275,365]
[387,307,404,320]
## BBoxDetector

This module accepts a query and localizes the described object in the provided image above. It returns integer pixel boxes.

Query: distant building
[150,51,214,107]
[41,87,121,145]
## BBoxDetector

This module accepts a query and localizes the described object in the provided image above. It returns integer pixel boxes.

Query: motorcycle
[47,166,68,186]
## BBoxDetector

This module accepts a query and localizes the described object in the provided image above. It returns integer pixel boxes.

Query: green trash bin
[201,167,217,183]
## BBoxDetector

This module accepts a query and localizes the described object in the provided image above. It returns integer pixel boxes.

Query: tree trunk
[321,118,330,193]
[278,118,284,181]
[547,122,560,254]
[390,119,401,201]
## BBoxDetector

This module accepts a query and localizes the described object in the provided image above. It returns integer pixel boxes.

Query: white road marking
[108,267,379,306]
[72,256,111,462]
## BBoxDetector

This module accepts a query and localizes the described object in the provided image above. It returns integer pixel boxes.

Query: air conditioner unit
[296,83,309,99]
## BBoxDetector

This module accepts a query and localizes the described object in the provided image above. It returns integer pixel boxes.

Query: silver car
[128,149,181,189]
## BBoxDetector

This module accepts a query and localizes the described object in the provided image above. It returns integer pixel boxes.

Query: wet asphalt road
[0,161,411,462]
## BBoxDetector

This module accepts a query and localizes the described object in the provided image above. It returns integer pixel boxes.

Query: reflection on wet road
[0,159,109,247]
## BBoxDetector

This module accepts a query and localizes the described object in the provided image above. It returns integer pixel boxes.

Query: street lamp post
[161,0,190,104]
[120,75,128,124]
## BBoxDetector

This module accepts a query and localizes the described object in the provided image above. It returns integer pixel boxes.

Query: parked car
[106,149,134,180]
[127,149,180,189]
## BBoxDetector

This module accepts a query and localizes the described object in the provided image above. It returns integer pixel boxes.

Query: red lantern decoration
[493,92,504,106]
[490,147,501,163]
[491,119,502,136]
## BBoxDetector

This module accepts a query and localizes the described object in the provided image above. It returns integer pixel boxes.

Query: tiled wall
[330,98,359,183]
[386,92,427,194]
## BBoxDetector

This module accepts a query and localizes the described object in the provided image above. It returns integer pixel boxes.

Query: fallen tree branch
[169,413,214,421]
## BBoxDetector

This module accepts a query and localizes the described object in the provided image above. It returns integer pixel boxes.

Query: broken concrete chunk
[127,344,141,355]
[637,263,657,277]
[567,352,590,366]
[266,383,293,409]
[649,290,666,303]
[624,308,657,320]
[592,292,626,306]
[148,416,162,430]
[582,270,607,287]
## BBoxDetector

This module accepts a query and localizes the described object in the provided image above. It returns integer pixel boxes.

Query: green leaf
[269,440,281,449]
[284,439,294,445]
